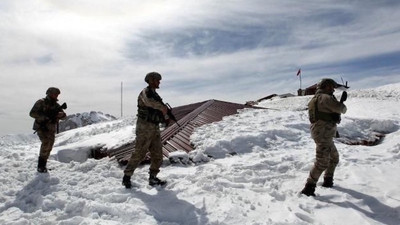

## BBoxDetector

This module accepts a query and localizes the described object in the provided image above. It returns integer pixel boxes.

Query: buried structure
[106,99,258,165]
[104,99,394,166]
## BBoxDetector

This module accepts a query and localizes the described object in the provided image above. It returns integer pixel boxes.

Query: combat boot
[322,177,334,188]
[301,182,316,196]
[37,157,48,173]
[122,175,132,189]
[149,175,167,186]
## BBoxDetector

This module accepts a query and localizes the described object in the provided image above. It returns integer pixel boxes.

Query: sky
[0,82,399,224]
[1,0,400,136]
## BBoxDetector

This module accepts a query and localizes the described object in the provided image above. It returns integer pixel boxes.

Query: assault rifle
[38,102,67,133]
[50,102,67,122]
[335,81,348,138]
[150,90,179,127]
[337,78,350,90]
[164,103,180,127]
[55,102,67,133]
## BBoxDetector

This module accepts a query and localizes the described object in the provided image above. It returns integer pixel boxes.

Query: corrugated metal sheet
[107,99,256,165]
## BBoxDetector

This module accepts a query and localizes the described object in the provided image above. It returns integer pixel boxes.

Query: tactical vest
[32,98,60,131]
[308,95,341,124]
[137,88,165,124]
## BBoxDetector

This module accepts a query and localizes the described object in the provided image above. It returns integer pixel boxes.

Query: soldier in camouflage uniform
[301,78,347,196]
[30,87,67,173]
[122,72,169,188]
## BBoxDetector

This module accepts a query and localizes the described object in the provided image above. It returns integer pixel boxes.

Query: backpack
[308,96,318,123]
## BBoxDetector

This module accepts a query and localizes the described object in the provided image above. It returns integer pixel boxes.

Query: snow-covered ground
[0,83,399,225]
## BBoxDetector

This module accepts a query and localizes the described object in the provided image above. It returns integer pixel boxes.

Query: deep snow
[0,83,399,225]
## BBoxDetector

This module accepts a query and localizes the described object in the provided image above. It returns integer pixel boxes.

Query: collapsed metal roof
[107,99,256,165]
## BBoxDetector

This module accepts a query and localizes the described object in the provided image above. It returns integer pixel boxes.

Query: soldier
[122,72,169,188]
[30,87,67,173]
[301,78,347,196]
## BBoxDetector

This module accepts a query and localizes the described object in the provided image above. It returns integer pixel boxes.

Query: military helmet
[144,72,162,83]
[46,87,61,95]
[317,78,338,89]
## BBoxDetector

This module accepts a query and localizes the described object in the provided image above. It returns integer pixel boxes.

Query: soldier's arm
[139,89,166,112]
[321,95,347,114]
[54,102,67,120]
[57,110,67,120]
[29,100,48,122]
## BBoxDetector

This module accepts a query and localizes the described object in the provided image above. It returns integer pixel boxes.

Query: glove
[165,118,171,126]
[342,105,347,114]
[340,91,347,103]
[56,112,66,119]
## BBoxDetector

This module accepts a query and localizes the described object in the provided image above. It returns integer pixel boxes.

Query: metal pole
[300,73,302,90]
[121,82,123,117]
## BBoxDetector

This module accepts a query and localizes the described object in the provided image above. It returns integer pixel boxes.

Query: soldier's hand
[340,91,347,103]
[161,106,168,115]
[342,105,347,114]
[165,118,171,126]
[57,112,66,119]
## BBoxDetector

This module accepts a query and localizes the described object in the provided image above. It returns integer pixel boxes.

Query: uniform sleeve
[138,89,165,112]
[57,105,67,120]
[29,99,48,122]
[319,94,347,114]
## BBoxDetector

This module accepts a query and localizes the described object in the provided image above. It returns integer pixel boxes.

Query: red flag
[296,69,301,76]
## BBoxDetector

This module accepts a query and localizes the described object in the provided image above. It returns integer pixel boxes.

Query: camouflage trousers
[306,140,339,184]
[37,130,56,160]
[124,118,163,177]
[306,121,339,184]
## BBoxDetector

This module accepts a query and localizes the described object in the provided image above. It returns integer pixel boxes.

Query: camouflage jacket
[137,87,166,124]
[308,89,347,141]
[29,96,66,132]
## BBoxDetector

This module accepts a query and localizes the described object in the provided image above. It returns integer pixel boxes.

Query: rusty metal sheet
[107,99,256,164]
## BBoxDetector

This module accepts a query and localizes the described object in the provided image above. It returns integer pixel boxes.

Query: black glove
[340,91,347,103]
[165,118,171,127]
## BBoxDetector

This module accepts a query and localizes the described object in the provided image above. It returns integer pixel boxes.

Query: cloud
[1,0,400,135]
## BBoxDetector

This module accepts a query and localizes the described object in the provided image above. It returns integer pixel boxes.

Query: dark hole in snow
[90,147,108,159]
[337,132,385,146]
[336,118,398,146]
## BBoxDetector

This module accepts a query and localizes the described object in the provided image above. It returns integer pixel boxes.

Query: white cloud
[1,0,400,135]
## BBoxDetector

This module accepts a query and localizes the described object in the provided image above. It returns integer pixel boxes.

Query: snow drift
[59,111,117,132]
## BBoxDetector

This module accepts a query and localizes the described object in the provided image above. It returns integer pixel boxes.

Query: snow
[1,83,400,224]
[59,111,117,132]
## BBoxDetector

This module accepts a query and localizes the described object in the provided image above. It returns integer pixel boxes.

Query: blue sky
[1,0,400,136]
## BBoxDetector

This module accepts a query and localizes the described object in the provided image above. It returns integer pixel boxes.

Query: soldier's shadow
[133,188,209,225]
[0,174,59,213]
[319,186,400,225]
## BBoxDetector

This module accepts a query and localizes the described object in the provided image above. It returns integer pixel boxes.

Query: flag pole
[299,72,302,90]
[297,69,302,90]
